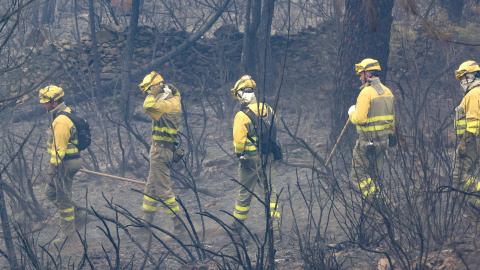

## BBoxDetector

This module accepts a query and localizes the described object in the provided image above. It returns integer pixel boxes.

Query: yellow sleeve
[350,90,370,125]
[233,112,249,154]
[50,118,71,165]
[465,91,480,135]
[249,103,276,122]
[143,95,181,121]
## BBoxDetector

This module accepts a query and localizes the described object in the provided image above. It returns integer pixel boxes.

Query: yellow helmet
[39,85,64,104]
[139,71,164,94]
[455,61,480,80]
[355,58,381,75]
[231,75,256,99]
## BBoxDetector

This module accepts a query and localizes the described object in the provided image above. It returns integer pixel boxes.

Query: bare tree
[88,0,103,101]
[331,0,394,136]
[120,0,141,120]
[242,0,278,97]
[41,0,56,25]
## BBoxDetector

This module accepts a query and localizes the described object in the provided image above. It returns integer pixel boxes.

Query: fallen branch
[79,168,146,185]
[101,0,232,93]
[80,168,223,198]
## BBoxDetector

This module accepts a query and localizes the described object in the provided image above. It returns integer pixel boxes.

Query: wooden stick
[324,118,351,167]
[79,168,146,185]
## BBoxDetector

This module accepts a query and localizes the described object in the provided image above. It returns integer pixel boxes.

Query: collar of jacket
[366,77,382,85]
[244,102,272,118]
[49,102,67,118]
[367,77,384,95]
[465,80,480,94]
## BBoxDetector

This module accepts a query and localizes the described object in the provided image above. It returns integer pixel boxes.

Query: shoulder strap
[57,111,78,126]
[241,107,259,145]
[242,106,257,123]
[57,111,71,120]
[241,104,274,144]
[369,79,385,95]
[242,104,272,125]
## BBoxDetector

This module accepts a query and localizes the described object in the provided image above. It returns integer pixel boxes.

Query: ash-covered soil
[4,85,480,269]
[9,90,335,269]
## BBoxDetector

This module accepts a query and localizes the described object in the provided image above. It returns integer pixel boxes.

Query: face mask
[460,80,469,92]
[240,92,255,104]
[460,73,477,92]
[237,88,255,104]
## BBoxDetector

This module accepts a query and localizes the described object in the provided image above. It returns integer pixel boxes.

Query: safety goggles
[236,88,254,98]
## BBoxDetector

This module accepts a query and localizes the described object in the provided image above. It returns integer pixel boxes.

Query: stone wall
[9,23,337,102]
[50,25,243,92]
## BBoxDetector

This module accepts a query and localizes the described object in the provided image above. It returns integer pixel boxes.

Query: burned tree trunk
[0,176,20,269]
[241,0,277,98]
[41,0,56,25]
[88,0,103,100]
[117,0,141,176]
[121,0,141,120]
[256,0,277,98]
[242,0,262,76]
[331,0,394,136]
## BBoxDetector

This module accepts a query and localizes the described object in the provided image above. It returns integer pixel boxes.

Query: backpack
[242,104,282,160]
[58,111,91,151]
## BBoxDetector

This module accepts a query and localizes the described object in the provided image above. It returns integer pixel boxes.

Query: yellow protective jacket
[143,88,182,143]
[454,85,480,136]
[349,78,395,142]
[233,103,275,158]
[47,103,79,165]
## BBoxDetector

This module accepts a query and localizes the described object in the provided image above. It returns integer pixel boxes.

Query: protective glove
[163,85,172,96]
[459,131,476,157]
[166,83,179,96]
[348,105,356,116]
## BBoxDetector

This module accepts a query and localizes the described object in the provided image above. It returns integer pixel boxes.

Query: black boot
[231,219,245,244]
[172,216,189,240]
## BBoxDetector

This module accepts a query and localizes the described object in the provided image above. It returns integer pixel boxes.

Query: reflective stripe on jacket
[455,86,480,136]
[455,105,466,135]
[233,103,274,157]
[349,78,395,142]
[143,88,182,143]
[47,105,79,165]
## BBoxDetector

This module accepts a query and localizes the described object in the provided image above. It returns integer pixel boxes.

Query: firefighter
[230,75,280,238]
[348,59,395,201]
[138,71,187,236]
[40,85,84,245]
[453,61,480,210]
